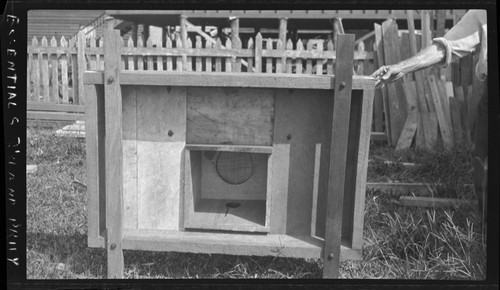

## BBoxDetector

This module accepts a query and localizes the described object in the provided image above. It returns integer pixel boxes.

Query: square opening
[184,146,271,233]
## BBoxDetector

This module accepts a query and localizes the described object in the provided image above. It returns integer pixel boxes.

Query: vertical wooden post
[255,33,262,73]
[332,18,345,49]
[278,17,288,46]
[40,36,49,102]
[323,33,355,279]
[230,16,239,44]
[77,30,86,104]
[49,37,58,102]
[103,16,124,279]
[180,15,188,71]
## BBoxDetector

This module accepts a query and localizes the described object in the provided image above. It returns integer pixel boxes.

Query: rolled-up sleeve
[432,10,486,67]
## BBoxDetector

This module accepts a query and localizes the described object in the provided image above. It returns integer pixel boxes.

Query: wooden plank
[166,36,173,71]
[127,37,134,70]
[214,38,222,72]
[32,37,41,102]
[295,39,304,74]
[186,37,193,72]
[326,40,334,75]
[84,84,106,252]
[449,98,464,144]
[323,34,355,279]
[382,19,407,146]
[374,23,391,146]
[285,39,293,73]
[355,41,365,75]
[90,34,98,70]
[40,36,50,102]
[438,79,453,143]
[146,37,154,70]
[27,111,84,121]
[246,38,254,73]
[371,46,384,133]
[305,40,313,74]
[399,196,471,208]
[453,85,472,146]
[76,31,85,105]
[195,36,202,72]
[185,144,273,154]
[103,22,124,278]
[267,144,290,234]
[254,33,262,73]
[122,87,138,230]
[311,143,321,237]
[396,80,418,150]
[137,37,144,71]
[428,75,453,150]
[186,87,274,146]
[265,38,273,73]
[367,182,435,196]
[316,40,324,75]
[84,71,376,90]
[49,37,59,102]
[27,102,85,112]
[60,37,69,104]
[120,229,360,260]
[70,38,78,104]
[225,38,232,73]
[180,15,188,71]
[349,88,374,250]
[27,45,33,100]
[276,40,283,73]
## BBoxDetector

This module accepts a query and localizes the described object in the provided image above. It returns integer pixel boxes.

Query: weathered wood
[137,37,144,71]
[31,37,41,102]
[279,17,287,72]
[60,37,69,104]
[265,38,273,73]
[326,40,334,75]
[76,31,85,104]
[49,37,59,102]
[311,143,321,237]
[371,45,384,133]
[374,23,391,145]
[27,102,85,112]
[453,85,472,146]
[180,15,188,71]
[276,40,283,73]
[305,40,313,74]
[230,16,239,44]
[195,36,202,72]
[40,36,50,102]
[428,75,453,150]
[316,40,324,75]
[186,87,274,146]
[119,229,360,260]
[90,34,98,70]
[396,80,418,150]
[166,36,173,71]
[438,79,453,143]
[84,71,376,90]
[382,19,407,146]
[103,22,124,278]
[355,41,365,75]
[225,38,232,73]
[186,37,193,72]
[449,98,464,144]
[127,37,135,70]
[323,34,355,279]
[254,33,262,73]
[367,182,435,196]
[285,39,293,73]
[84,83,106,255]
[215,38,222,72]
[295,39,304,74]
[247,38,254,73]
[186,144,273,154]
[156,35,164,71]
[267,144,290,234]
[146,37,154,70]
[399,196,471,208]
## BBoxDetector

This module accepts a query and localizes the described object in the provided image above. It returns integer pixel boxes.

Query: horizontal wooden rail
[84,71,376,90]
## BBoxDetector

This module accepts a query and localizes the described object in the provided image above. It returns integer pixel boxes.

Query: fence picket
[156,37,164,71]
[166,36,173,71]
[176,37,183,71]
[41,36,50,102]
[247,37,254,73]
[215,38,222,72]
[31,37,40,101]
[146,37,154,70]
[70,37,78,103]
[276,40,283,73]
[186,37,193,72]
[60,36,69,103]
[225,38,232,73]
[127,37,135,70]
[266,38,273,73]
[295,39,303,74]
[205,40,212,72]
[234,36,242,72]
[195,36,202,72]
[99,37,104,70]
[137,37,144,70]
[255,33,262,73]
[285,39,293,73]
[326,40,334,75]
[315,40,323,75]
[27,45,32,100]
[305,40,313,74]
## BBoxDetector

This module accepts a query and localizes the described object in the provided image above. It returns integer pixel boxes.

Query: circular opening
[216,152,253,185]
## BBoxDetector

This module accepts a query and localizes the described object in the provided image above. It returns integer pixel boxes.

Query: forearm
[395,43,446,75]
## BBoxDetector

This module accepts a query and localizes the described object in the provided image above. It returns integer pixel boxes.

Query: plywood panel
[122,88,138,230]
[136,86,186,142]
[187,87,275,146]
[267,144,291,234]
[137,141,184,230]
[201,152,268,200]
[273,89,333,236]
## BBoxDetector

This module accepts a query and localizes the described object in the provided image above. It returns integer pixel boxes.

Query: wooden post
[255,33,262,73]
[374,23,391,146]
[332,18,345,49]
[230,16,239,44]
[40,36,50,102]
[77,30,86,104]
[278,18,288,74]
[323,33,355,279]
[49,37,58,102]
[103,16,124,279]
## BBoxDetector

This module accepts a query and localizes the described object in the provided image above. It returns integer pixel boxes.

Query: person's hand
[371,65,405,88]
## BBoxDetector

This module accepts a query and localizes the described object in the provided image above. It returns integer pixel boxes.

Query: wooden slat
[355,41,365,75]
[374,23,391,145]
[276,40,283,73]
[315,40,324,75]
[265,38,273,73]
[76,31,85,104]
[225,38,232,73]
[166,36,173,71]
[428,75,453,150]
[295,39,304,74]
[137,37,144,71]
[84,70,376,90]
[396,80,418,150]
[449,98,464,144]
[399,196,471,208]
[27,46,33,100]
[285,39,293,73]
[254,33,262,73]
[27,111,84,121]
[127,37,134,71]
[323,33,355,279]
[185,144,273,154]
[246,38,254,73]
[146,37,154,71]
[382,19,407,146]
[31,37,40,102]
[311,143,321,237]
[371,46,384,133]
[27,102,85,112]
[195,36,202,72]
[90,34,98,70]
[40,36,50,102]
[103,22,124,278]
[60,37,69,104]
[367,182,435,196]
[326,40,334,75]
[28,46,77,54]
[215,38,222,72]
[305,40,313,74]
[186,37,193,72]
[156,35,164,71]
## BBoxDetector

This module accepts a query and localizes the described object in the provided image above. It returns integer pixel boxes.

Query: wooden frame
[85,25,375,278]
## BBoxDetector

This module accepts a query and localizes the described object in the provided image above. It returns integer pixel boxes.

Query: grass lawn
[26,120,487,279]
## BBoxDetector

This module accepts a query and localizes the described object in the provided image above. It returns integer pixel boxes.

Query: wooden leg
[323,34,355,278]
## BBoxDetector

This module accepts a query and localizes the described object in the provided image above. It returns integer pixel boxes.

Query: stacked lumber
[373,10,482,151]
